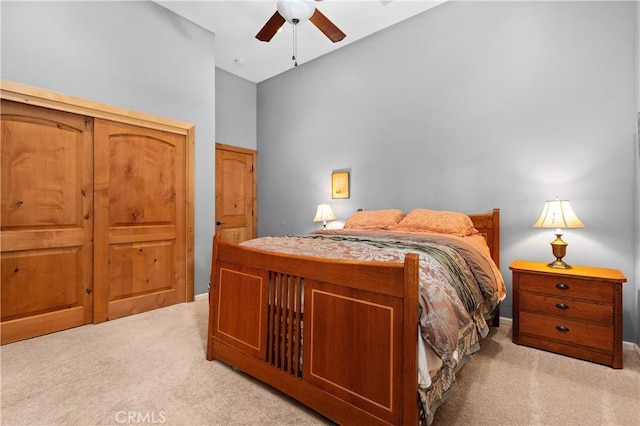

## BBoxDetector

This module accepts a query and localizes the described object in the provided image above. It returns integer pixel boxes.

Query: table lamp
[533,197,584,269]
[313,203,336,229]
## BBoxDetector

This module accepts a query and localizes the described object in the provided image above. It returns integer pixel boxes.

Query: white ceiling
[156,0,445,83]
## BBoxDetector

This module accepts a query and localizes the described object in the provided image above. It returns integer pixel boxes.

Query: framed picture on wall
[331,171,350,199]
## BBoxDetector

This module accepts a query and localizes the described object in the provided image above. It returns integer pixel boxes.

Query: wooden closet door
[93,119,186,322]
[215,143,256,244]
[1,101,93,344]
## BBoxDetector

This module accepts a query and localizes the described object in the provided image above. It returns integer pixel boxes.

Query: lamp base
[547,259,573,269]
[547,233,572,269]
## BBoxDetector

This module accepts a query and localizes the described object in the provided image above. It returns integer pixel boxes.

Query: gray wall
[1,1,216,295]
[257,1,639,343]
[215,67,257,150]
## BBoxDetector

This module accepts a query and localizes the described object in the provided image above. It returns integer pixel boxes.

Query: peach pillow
[343,209,406,230]
[390,208,477,236]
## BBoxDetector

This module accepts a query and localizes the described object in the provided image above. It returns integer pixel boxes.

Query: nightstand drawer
[519,312,613,352]
[519,292,613,324]
[519,274,612,303]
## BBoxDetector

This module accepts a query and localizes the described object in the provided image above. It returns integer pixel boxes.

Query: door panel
[94,119,186,322]
[2,248,84,319]
[108,241,175,299]
[1,100,93,343]
[215,144,256,244]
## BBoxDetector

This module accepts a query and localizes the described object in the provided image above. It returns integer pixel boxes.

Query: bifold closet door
[93,119,187,322]
[1,101,94,344]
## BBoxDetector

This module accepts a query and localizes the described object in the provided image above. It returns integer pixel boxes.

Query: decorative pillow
[390,208,477,236]
[343,209,406,230]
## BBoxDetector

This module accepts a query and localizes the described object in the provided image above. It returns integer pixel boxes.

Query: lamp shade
[533,198,585,230]
[313,203,336,223]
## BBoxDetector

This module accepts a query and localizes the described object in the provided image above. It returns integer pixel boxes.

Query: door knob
[216,221,224,226]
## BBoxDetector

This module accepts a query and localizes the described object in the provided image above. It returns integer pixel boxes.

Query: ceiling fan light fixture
[276,0,315,24]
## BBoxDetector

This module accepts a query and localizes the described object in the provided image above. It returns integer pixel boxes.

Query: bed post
[206,234,220,361]
[402,253,420,425]
[468,209,501,327]
[491,208,500,269]
[490,208,501,327]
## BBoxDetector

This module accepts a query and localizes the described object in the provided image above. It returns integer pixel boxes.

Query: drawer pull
[555,303,569,310]
[556,325,570,332]
[556,283,570,290]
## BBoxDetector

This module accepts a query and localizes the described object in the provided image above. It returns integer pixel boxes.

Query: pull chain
[292,18,299,67]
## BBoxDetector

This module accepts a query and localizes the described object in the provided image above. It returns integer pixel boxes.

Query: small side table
[510,260,626,368]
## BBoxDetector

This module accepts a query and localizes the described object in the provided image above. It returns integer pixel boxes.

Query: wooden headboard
[468,208,500,268]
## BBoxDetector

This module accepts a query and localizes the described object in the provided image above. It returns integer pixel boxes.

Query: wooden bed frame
[206,209,500,425]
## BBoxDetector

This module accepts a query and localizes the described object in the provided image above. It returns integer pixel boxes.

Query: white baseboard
[499,316,512,326]
[194,292,208,301]
[624,340,640,354]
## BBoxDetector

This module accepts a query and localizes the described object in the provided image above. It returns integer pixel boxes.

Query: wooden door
[1,101,93,344]
[93,119,187,322]
[215,143,256,244]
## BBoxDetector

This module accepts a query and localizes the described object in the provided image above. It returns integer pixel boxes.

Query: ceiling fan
[256,0,346,43]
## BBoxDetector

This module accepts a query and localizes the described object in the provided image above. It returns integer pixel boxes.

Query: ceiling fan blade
[256,11,286,42]
[309,9,346,43]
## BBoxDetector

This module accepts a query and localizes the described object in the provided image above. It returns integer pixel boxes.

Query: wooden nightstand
[510,260,626,369]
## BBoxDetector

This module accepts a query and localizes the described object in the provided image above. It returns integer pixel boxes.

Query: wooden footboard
[207,235,420,425]
[206,209,500,425]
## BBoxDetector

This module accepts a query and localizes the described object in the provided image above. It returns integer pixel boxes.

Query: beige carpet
[433,325,640,425]
[1,296,638,426]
